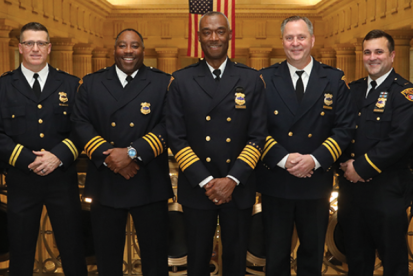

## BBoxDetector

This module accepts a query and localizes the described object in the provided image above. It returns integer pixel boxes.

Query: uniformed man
[0,22,87,276]
[338,30,413,276]
[71,29,173,276]
[166,11,266,276]
[258,16,355,275]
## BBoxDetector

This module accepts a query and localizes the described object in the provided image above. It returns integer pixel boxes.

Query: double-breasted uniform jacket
[339,70,413,186]
[72,64,173,209]
[0,65,80,179]
[257,59,356,200]
[166,59,267,210]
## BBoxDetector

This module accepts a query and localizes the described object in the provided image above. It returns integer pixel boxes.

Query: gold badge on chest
[59,92,69,106]
[374,92,388,113]
[141,102,151,115]
[323,93,333,110]
[235,87,246,109]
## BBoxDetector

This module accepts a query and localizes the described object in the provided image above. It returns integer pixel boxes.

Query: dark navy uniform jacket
[257,59,356,200]
[0,65,80,178]
[340,70,413,181]
[167,59,267,210]
[72,64,173,208]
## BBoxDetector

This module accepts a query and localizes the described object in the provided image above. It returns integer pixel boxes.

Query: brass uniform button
[63,111,67,115]
[356,125,358,129]
[358,112,361,116]
[206,116,211,121]
[351,153,355,157]
[40,133,44,138]
[227,117,231,122]
[226,138,231,142]
[111,122,116,127]
[206,136,211,141]
[352,139,355,143]
[288,132,293,136]
[41,148,45,151]
[320,112,325,116]
[130,122,135,127]
[308,134,312,138]
[110,141,115,145]
[226,159,231,163]
[38,119,43,124]
[377,117,380,121]
[12,115,15,119]
[38,104,42,109]
[206,157,211,162]
[274,110,278,115]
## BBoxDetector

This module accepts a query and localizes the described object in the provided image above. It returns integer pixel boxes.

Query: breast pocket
[365,111,392,140]
[1,105,26,136]
[54,106,72,132]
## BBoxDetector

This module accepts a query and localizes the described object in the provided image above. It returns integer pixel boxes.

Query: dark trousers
[91,200,169,276]
[338,171,412,276]
[7,171,87,276]
[262,195,330,276]
[183,203,252,276]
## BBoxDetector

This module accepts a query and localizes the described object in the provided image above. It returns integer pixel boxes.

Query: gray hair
[281,16,314,36]
[199,11,231,31]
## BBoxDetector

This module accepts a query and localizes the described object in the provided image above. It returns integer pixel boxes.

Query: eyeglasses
[20,41,50,48]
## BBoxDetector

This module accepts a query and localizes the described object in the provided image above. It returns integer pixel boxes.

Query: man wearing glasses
[0,22,87,275]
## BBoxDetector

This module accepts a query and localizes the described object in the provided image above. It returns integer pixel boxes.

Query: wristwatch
[127,146,137,159]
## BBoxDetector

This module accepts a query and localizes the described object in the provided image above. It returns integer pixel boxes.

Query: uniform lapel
[11,67,39,103]
[40,65,63,102]
[102,65,124,101]
[193,60,216,99]
[207,60,239,113]
[355,79,368,110]
[271,61,298,116]
[293,61,328,124]
[114,65,150,112]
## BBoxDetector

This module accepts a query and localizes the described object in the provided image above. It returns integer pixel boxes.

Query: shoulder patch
[260,74,266,89]
[401,88,413,102]
[167,76,174,91]
[341,75,350,90]
[1,71,12,78]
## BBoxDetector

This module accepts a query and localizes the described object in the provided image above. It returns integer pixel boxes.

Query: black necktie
[295,71,304,102]
[213,69,221,82]
[366,80,377,98]
[33,73,41,99]
[125,75,133,87]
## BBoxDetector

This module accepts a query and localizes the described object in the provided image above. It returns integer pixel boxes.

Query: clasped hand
[204,177,236,206]
[103,148,140,180]
[286,153,315,178]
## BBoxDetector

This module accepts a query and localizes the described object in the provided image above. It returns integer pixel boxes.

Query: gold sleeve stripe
[143,136,160,157]
[179,152,197,168]
[324,140,339,160]
[181,156,200,171]
[365,154,381,173]
[9,144,23,166]
[85,136,106,158]
[175,147,191,162]
[238,156,255,169]
[261,140,277,160]
[62,139,79,160]
[85,136,102,151]
[88,140,106,159]
[322,142,338,161]
[243,146,260,163]
[148,132,163,154]
[327,138,342,156]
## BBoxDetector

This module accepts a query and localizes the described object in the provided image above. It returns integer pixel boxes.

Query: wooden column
[155,48,178,74]
[73,43,93,78]
[0,19,19,74]
[319,47,336,68]
[353,38,367,80]
[249,48,272,70]
[92,47,108,72]
[50,38,76,74]
[8,34,19,71]
[386,30,413,80]
[334,43,356,82]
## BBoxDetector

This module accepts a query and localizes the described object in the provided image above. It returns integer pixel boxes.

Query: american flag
[187,0,235,58]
